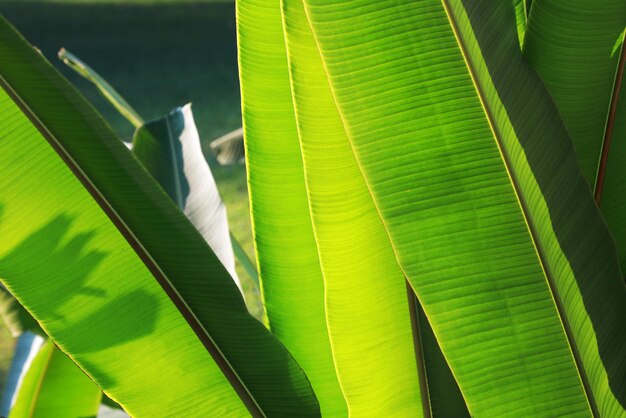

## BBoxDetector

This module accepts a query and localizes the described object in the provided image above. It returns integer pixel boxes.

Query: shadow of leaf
[0,214,106,320]
[59,289,160,391]
[0,209,160,388]
[69,289,159,355]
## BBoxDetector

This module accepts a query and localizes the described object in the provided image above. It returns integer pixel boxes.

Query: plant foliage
[0,1,625,417]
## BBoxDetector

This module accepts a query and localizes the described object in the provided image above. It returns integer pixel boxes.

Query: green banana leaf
[0,15,318,418]
[274,0,625,416]
[8,340,101,418]
[56,51,261,414]
[513,0,527,47]
[237,0,346,415]
[279,0,469,415]
[1,103,253,418]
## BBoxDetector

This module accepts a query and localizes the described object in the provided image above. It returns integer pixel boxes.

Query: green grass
[0,327,15,391]
[0,0,261,390]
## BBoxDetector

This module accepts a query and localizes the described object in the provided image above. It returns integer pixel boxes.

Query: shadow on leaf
[0,207,160,387]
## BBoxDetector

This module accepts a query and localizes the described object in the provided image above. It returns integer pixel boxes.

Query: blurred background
[0,0,254,393]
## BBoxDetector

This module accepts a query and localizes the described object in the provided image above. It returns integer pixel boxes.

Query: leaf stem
[57,48,144,129]
[230,232,259,287]
[594,34,626,204]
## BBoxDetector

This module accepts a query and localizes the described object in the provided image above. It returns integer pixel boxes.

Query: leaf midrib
[26,342,53,418]
[594,33,626,204]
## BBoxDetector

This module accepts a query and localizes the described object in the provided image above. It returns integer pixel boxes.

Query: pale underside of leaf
[132,104,241,289]
[58,49,253,296]
[0,333,44,417]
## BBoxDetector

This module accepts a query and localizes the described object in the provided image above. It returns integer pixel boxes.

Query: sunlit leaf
[237,0,346,414]
[290,0,626,415]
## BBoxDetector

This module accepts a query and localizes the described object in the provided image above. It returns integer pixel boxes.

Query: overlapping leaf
[8,340,101,418]
[132,104,242,289]
[58,49,262,307]
[293,0,626,415]
[237,0,346,415]
[280,0,468,415]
